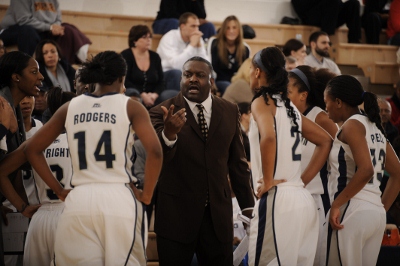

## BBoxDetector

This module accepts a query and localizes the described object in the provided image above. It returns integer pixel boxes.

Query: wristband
[50,25,53,31]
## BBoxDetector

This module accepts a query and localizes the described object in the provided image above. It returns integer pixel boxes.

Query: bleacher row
[1,4,399,89]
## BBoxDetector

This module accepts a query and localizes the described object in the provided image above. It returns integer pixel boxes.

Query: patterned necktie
[196,104,208,140]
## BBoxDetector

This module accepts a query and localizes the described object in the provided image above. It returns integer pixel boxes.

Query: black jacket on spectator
[121,48,165,95]
[39,59,76,93]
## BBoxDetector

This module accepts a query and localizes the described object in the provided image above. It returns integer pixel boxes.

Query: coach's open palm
[161,105,186,140]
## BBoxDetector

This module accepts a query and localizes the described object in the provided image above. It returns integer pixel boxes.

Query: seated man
[304,31,341,75]
[152,0,216,40]
[157,12,209,91]
[0,0,91,64]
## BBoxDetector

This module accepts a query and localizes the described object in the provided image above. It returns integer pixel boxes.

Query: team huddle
[0,46,400,266]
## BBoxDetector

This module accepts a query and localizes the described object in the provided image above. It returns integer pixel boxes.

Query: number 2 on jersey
[74,130,116,170]
[291,126,301,161]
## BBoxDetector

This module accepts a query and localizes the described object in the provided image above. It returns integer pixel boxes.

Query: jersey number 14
[74,130,116,170]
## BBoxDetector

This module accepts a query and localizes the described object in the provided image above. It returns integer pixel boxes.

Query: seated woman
[35,39,76,93]
[282,38,307,66]
[207,15,250,95]
[121,25,178,109]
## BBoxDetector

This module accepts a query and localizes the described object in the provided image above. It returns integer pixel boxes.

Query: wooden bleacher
[0,4,398,87]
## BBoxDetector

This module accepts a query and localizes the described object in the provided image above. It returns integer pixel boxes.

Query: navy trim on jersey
[255,193,267,266]
[124,122,133,183]
[272,187,281,266]
[125,185,138,266]
[320,162,331,215]
[337,201,350,266]
[141,203,147,260]
[85,92,120,98]
[302,106,314,116]
[335,147,347,199]
[326,223,333,265]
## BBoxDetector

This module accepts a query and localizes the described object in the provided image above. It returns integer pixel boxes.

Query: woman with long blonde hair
[207,15,250,95]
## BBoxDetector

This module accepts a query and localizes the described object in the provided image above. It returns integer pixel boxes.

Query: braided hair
[252,47,299,131]
[326,75,386,137]
[79,51,127,86]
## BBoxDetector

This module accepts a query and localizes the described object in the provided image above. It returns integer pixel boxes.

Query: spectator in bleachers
[207,16,250,96]
[361,0,390,44]
[152,0,216,40]
[121,25,178,109]
[387,0,400,45]
[222,58,253,104]
[378,98,399,145]
[35,39,76,93]
[0,0,91,64]
[157,12,208,91]
[291,0,361,43]
[387,81,400,132]
[304,31,341,75]
[282,38,307,65]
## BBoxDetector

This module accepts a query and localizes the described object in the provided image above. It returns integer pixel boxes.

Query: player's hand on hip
[161,105,186,140]
[130,183,152,205]
[256,178,286,198]
[329,205,344,230]
[22,204,41,219]
[56,188,71,202]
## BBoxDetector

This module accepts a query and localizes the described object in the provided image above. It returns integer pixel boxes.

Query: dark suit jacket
[149,93,254,244]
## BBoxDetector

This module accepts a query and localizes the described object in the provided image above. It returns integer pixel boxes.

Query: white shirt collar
[183,93,212,114]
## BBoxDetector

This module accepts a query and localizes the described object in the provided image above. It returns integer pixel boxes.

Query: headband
[290,68,311,91]
[253,50,269,73]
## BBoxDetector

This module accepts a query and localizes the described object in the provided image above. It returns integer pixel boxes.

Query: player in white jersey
[324,75,400,266]
[16,51,162,265]
[247,48,332,266]
[22,88,76,266]
[20,95,43,205]
[287,66,337,266]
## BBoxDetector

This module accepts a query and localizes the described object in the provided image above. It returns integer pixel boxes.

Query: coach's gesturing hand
[161,104,186,141]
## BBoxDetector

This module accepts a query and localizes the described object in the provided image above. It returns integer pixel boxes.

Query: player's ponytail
[252,47,299,132]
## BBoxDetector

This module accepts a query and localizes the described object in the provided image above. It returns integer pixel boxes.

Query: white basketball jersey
[302,106,328,195]
[249,95,303,186]
[65,94,135,186]
[22,118,43,205]
[328,114,385,206]
[33,133,73,204]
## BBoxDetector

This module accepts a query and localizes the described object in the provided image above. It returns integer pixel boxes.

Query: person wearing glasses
[304,31,341,75]
[121,25,178,109]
